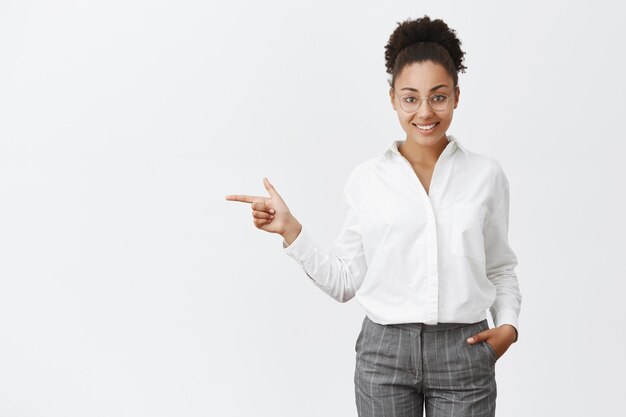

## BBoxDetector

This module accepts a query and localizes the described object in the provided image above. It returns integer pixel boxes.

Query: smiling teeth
[416,123,437,130]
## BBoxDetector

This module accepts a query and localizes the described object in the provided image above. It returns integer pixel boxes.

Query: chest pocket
[451,202,488,264]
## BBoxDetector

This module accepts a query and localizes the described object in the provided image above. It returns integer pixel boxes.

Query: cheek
[397,113,410,124]
[439,111,454,123]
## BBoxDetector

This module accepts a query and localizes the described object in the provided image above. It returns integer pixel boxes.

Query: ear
[389,88,397,111]
[453,85,460,109]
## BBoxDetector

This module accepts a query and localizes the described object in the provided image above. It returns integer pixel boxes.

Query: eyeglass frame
[391,84,459,113]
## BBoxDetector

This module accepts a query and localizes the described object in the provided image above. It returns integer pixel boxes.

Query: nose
[415,97,434,120]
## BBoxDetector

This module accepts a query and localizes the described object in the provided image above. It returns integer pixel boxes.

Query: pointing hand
[225,177,296,235]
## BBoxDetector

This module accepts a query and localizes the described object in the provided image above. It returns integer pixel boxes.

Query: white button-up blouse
[282,135,522,340]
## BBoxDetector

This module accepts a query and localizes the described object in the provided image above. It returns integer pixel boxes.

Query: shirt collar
[388,134,467,157]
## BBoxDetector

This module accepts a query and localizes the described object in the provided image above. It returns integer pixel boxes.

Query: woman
[225,15,521,417]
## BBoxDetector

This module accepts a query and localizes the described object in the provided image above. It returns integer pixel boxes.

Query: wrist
[281,218,302,246]
[499,324,518,343]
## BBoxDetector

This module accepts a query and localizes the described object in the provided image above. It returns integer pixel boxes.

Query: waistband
[367,316,487,333]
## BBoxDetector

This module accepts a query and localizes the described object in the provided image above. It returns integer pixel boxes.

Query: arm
[483,169,522,342]
[281,190,368,303]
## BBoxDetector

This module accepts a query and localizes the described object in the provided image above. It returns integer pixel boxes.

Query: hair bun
[385,15,467,77]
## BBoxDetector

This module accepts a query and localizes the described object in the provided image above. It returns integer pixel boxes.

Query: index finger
[224,194,257,204]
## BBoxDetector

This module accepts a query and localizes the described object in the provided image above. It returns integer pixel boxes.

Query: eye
[403,96,417,103]
[431,94,447,102]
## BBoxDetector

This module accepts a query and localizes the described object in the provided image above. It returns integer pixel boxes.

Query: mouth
[412,122,439,134]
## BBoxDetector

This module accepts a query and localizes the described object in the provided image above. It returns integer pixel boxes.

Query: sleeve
[483,166,522,342]
[281,178,368,303]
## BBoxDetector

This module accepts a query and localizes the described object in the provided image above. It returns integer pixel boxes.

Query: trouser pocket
[477,319,497,364]
[355,315,367,353]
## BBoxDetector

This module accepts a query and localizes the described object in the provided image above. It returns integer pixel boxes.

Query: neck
[399,135,450,166]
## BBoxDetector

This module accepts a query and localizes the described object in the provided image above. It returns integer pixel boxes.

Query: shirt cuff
[493,309,519,343]
[282,225,316,263]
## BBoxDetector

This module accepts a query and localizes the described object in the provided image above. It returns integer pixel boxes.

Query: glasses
[392,86,457,113]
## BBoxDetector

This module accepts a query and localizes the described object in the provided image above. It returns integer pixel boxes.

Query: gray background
[1,0,625,416]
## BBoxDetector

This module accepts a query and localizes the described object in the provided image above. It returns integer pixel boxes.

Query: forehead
[395,60,453,92]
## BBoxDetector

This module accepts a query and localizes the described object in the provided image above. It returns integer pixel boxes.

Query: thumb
[263,177,282,200]
[466,331,488,344]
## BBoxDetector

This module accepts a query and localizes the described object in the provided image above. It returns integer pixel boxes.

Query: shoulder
[343,150,387,191]
[461,148,509,188]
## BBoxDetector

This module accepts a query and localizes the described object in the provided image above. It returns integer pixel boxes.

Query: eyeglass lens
[399,94,451,112]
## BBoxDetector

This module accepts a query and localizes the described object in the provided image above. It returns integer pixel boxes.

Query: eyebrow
[400,84,449,92]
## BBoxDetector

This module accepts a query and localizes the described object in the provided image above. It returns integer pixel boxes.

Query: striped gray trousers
[354,315,497,417]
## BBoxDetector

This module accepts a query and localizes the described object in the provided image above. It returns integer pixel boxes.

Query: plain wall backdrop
[1,0,625,416]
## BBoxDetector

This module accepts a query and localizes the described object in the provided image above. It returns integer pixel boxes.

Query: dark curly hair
[384,15,467,89]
